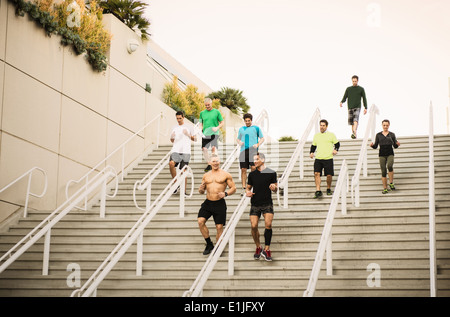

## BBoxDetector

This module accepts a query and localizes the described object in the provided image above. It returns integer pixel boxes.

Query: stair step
[1,135,450,297]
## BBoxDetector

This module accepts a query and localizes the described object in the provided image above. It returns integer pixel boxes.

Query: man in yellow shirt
[309,120,340,198]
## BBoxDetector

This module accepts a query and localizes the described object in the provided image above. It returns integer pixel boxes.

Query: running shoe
[173,186,180,194]
[382,188,389,194]
[351,133,356,139]
[313,191,323,199]
[254,246,262,260]
[203,243,214,255]
[261,249,272,261]
[389,183,396,190]
[327,189,333,196]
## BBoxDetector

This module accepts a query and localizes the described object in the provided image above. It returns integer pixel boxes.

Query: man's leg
[198,217,210,239]
[353,120,358,136]
[263,212,274,251]
[215,224,224,242]
[326,175,333,190]
[198,216,214,255]
[250,215,261,248]
[314,172,321,191]
[250,214,262,259]
[241,168,248,189]
[169,160,176,178]
[202,147,210,164]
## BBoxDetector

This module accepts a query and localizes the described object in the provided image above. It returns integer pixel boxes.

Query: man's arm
[310,144,317,158]
[246,184,254,197]
[212,120,224,133]
[362,88,368,109]
[255,137,265,148]
[225,173,236,196]
[340,88,348,106]
[198,175,207,194]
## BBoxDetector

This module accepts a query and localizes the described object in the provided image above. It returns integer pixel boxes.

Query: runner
[339,75,368,139]
[169,111,196,194]
[310,119,340,198]
[370,119,400,194]
[246,152,277,261]
[237,113,264,195]
[198,154,236,255]
[199,98,224,172]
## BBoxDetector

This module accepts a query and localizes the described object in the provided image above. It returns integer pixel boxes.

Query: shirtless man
[198,154,236,255]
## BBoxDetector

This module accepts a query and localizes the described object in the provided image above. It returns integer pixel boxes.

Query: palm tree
[207,87,250,115]
[98,0,150,40]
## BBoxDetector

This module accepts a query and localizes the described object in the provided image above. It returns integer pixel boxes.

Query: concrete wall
[0,0,242,224]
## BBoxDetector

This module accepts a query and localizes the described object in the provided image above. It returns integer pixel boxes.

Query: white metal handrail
[132,122,201,210]
[0,167,48,218]
[303,159,349,297]
[65,112,164,210]
[350,104,379,207]
[183,194,251,297]
[0,165,118,276]
[133,155,195,217]
[71,166,194,297]
[277,108,321,208]
[428,102,437,297]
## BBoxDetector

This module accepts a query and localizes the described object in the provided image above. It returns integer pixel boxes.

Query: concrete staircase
[0,135,449,296]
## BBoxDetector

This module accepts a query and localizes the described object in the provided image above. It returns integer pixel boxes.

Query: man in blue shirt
[237,113,264,194]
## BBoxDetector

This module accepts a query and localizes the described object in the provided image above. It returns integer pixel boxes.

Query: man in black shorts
[199,98,224,172]
[310,120,340,198]
[246,152,277,261]
[198,155,236,255]
[237,113,264,195]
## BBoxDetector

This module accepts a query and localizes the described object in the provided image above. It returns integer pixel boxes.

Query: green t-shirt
[312,131,339,160]
[199,108,223,136]
[341,85,367,109]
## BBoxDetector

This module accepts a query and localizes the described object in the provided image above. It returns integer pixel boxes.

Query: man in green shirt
[339,75,368,139]
[310,119,340,198]
[199,98,224,171]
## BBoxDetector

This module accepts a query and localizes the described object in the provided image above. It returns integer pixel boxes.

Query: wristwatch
[224,192,229,197]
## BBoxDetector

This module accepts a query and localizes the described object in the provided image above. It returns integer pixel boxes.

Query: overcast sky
[144,0,450,141]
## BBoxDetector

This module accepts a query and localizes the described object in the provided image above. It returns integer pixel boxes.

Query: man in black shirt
[246,152,278,261]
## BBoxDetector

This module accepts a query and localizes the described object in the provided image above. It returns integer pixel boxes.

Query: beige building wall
[0,0,243,224]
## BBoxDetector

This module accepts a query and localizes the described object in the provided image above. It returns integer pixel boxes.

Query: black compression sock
[205,237,213,245]
[264,229,272,246]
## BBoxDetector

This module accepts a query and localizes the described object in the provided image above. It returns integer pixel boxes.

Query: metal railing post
[100,178,107,218]
[136,231,143,276]
[303,160,348,297]
[429,102,437,297]
[299,148,304,180]
[326,231,332,276]
[42,229,51,275]
[228,232,235,276]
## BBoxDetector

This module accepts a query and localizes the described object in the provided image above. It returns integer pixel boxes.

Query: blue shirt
[238,125,263,151]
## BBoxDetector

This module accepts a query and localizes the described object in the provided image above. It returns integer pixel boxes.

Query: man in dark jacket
[340,75,368,139]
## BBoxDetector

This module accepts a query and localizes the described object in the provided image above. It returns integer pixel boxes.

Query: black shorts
[250,204,274,218]
[239,147,257,169]
[201,134,219,149]
[169,153,190,169]
[314,159,334,176]
[198,199,227,225]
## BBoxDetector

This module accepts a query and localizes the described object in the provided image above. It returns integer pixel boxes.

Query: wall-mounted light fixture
[127,39,140,54]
